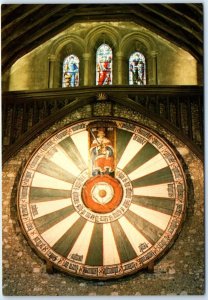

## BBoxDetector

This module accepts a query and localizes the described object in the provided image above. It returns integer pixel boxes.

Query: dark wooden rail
[2,85,203,163]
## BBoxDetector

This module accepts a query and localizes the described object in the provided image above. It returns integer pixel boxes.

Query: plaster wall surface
[2,103,204,296]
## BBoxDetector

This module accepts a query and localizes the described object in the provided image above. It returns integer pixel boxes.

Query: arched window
[129,52,146,85]
[62,55,79,87]
[96,44,112,85]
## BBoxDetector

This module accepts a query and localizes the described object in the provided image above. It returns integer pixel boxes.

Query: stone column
[48,54,56,88]
[83,53,91,86]
[151,51,158,85]
[116,51,124,85]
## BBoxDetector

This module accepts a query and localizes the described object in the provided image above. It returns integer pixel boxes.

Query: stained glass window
[129,52,146,85]
[62,55,79,87]
[96,44,112,85]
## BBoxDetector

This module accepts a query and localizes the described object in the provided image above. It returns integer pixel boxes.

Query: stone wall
[4,21,199,91]
[2,103,204,296]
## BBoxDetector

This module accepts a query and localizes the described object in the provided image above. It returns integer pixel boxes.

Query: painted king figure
[90,128,114,177]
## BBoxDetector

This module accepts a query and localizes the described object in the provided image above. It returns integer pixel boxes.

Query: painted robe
[90,136,114,176]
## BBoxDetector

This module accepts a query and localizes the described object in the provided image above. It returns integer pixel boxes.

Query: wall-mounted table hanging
[17,118,186,280]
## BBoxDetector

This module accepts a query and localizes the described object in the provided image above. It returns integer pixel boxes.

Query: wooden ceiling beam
[2,5,90,71]
[185,3,203,17]
[140,4,202,43]
[162,4,203,31]
[128,6,202,61]
[130,4,202,46]
[1,4,22,22]
[2,5,70,48]
[2,5,46,35]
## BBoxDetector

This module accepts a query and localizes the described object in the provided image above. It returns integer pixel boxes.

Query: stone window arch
[121,33,157,85]
[48,35,84,88]
[85,26,118,85]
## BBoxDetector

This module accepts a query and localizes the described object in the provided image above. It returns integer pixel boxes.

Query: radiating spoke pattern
[18,120,186,280]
